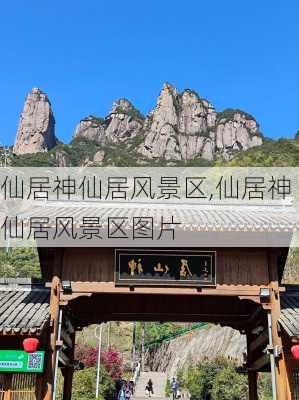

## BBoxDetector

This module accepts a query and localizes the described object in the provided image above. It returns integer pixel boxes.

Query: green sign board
[0,350,45,373]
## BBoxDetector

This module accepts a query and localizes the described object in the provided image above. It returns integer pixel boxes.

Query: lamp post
[107,322,111,349]
[95,324,104,399]
[141,322,145,372]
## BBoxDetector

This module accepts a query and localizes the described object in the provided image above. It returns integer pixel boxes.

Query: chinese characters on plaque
[115,249,216,286]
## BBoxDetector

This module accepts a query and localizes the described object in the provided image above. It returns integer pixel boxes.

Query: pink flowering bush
[75,345,123,379]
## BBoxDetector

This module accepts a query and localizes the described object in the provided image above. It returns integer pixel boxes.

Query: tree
[0,248,41,278]
[211,365,248,400]
[183,358,229,400]
[101,347,123,379]
[75,344,98,368]
[72,366,115,400]
[257,373,272,400]
[75,345,123,379]
[178,358,250,400]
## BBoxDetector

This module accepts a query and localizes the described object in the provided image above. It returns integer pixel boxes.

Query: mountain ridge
[11,83,264,165]
[6,84,299,167]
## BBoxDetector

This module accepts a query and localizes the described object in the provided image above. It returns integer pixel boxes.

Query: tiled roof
[0,280,50,335]
[279,287,299,338]
[20,201,299,232]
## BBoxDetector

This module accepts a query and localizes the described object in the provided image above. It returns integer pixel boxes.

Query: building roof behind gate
[0,279,50,335]
[279,286,299,338]
[21,200,298,232]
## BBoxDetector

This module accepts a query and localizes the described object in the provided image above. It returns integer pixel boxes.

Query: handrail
[145,323,208,348]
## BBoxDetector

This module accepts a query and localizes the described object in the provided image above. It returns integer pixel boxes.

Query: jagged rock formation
[73,116,105,144]
[105,99,144,143]
[13,84,263,161]
[74,83,262,161]
[13,88,56,154]
[93,150,105,164]
[74,99,144,145]
[138,83,262,161]
[146,325,246,378]
[215,110,262,154]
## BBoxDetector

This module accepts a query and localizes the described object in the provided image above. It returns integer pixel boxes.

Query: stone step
[134,371,168,399]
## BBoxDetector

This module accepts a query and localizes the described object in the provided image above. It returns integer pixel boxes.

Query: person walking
[118,384,126,400]
[124,382,132,400]
[115,379,123,400]
[171,377,178,400]
[145,379,154,397]
[129,380,135,395]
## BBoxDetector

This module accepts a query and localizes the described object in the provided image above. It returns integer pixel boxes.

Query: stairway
[134,371,168,399]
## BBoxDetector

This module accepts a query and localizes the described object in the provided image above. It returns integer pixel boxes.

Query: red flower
[75,345,123,378]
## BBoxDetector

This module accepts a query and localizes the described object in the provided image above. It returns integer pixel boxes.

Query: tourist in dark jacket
[146,379,154,397]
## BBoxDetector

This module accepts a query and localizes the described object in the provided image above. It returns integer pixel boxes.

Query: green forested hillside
[216,138,299,167]
[9,136,299,168]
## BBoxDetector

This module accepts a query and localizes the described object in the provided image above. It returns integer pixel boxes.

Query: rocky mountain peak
[149,83,178,130]
[215,109,261,153]
[73,115,106,144]
[111,98,135,114]
[74,97,144,145]
[161,81,178,95]
[138,83,262,161]
[13,87,56,154]
[13,84,263,163]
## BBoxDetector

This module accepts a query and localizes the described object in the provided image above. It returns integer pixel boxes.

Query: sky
[1,0,299,145]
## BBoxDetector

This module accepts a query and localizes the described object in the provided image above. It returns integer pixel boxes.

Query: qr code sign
[27,353,43,370]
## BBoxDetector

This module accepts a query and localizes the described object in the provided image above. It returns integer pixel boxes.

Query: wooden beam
[62,331,75,400]
[61,330,73,348]
[60,281,262,301]
[268,251,292,400]
[250,353,270,371]
[59,351,71,367]
[42,276,61,400]
[250,332,268,353]
[64,318,75,335]
[247,332,258,400]
[247,306,264,328]
[3,374,12,400]
[248,371,258,400]
[3,389,11,400]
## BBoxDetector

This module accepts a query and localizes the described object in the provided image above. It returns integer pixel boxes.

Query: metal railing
[145,323,208,349]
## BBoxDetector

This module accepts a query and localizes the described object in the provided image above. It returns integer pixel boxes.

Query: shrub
[0,248,41,278]
[75,345,123,379]
[72,366,115,400]
[257,373,272,400]
[101,348,123,379]
[178,358,248,400]
[185,358,229,400]
[217,108,256,123]
[211,365,248,400]
[75,344,98,368]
